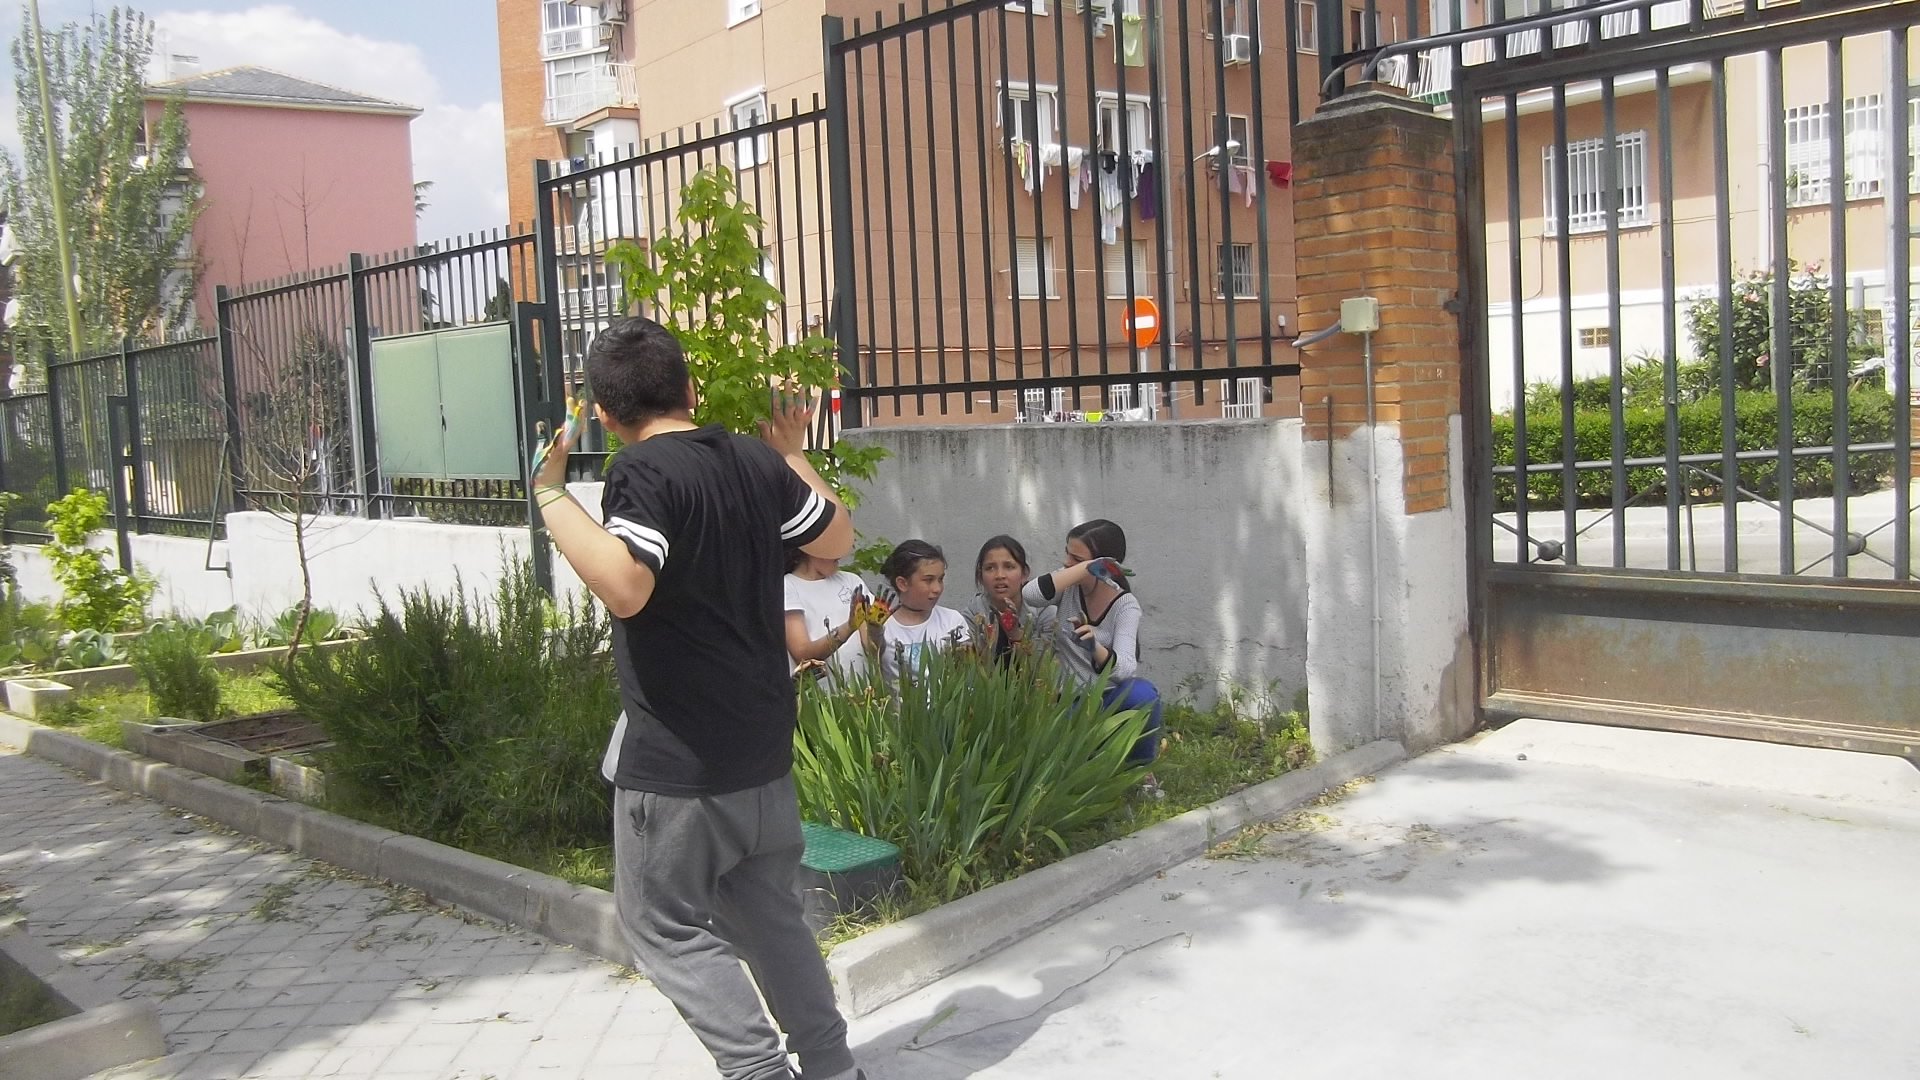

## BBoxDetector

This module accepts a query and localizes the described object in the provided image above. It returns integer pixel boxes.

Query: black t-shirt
[598,425,835,796]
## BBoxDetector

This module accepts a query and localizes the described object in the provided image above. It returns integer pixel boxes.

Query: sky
[0,1,507,249]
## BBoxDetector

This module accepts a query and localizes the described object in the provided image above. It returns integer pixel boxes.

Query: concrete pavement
[0,747,710,1080]
[844,721,1920,1079]
[7,720,1918,1079]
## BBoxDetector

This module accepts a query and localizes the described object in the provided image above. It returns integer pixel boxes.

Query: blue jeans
[1101,677,1164,767]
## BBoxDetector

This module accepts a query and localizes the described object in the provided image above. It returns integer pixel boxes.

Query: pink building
[144,66,421,321]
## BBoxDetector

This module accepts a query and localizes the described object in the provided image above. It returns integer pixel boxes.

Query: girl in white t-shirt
[871,539,970,690]
[782,550,869,683]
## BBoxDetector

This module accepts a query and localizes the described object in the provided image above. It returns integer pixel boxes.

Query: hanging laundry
[1136,164,1157,220]
[1098,168,1124,245]
[1118,13,1146,67]
[1224,163,1257,208]
[1127,148,1155,197]
[1066,148,1089,211]
[1266,160,1293,188]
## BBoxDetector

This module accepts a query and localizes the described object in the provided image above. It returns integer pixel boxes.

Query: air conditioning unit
[1223,33,1253,65]
[597,22,617,43]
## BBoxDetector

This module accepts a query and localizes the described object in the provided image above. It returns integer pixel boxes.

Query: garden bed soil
[193,712,327,756]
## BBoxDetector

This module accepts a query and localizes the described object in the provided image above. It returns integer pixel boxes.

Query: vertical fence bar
[1602,79,1626,568]
[1656,67,1682,571]
[1889,28,1911,580]
[1551,86,1577,565]
[347,253,380,518]
[1712,58,1738,572]
[45,349,68,499]
[120,338,149,531]
[105,395,133,571]
[1826,37,1850,578]
[214,286,247,513]
[1507,90,1528,561]
[1765,49,1793,575]
[944,18,975,415]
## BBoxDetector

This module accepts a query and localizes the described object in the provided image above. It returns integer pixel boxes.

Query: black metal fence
[1373,0,1919,582]
[0,227,541,544]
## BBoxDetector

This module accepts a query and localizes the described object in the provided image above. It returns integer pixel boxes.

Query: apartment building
[496,0,1430,423]
[144,66,422,324]
[1384,1,1918,410]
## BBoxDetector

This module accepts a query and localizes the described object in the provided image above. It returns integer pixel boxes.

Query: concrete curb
[0,711,1401,1020]
[823,738,1407,1017]
[0,920,166,1080]
[0,712,629,966]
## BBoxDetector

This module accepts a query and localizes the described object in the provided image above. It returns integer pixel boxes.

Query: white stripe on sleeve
[606,516,669,567]
[781,491,828,541]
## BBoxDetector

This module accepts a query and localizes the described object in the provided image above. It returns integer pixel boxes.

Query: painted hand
[1086,557,1130,587]
[757,385,816,458]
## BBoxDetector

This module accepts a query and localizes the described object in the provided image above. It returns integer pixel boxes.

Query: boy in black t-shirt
[533,317,861,1080]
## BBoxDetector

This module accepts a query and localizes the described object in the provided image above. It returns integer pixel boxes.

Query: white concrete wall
[1303,415,1474,756]
[841,420,1311,702]
[7,534,234,618]
[6,507,592,624]
[225,512,533,621]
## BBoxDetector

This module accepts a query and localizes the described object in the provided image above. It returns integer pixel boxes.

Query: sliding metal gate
[1371,0,1920,751]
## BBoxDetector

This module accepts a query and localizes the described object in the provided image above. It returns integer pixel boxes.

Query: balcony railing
[544,62,640,126]
[1378,0,1697,103]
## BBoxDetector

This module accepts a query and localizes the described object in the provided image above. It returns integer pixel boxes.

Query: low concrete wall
[6,508,587,624]
[842,420,1310,700]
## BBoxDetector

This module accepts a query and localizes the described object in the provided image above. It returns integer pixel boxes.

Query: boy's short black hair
[586,317,692,425]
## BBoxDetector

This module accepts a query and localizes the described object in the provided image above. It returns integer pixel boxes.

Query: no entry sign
[1123,298,1160,349]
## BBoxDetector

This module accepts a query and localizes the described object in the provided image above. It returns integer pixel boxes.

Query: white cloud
[150,5,506,245]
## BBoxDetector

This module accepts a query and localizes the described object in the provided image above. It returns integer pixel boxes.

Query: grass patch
[34,671,293,752]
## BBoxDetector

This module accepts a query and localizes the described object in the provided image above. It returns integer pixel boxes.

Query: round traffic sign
[1122,297,1160,349]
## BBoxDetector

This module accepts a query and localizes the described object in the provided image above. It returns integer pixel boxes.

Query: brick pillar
[1293,88,1475,755]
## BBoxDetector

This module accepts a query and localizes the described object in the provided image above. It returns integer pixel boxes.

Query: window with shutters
[998,83,1059,149]
[1784,96,1886,206]
[728,92,770,169]
[1104,241,1150,298]
[1013,237,1059,299]
[1542,130,1648,235]
[1097,93,1152,154]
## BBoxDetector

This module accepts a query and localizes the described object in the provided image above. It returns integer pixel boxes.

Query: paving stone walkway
[0,746,714,1080]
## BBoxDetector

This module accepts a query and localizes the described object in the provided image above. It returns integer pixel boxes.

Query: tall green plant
[604,167,885,506]
[794,647,1145,903]
[44,488,147,631]
[279,559,616,854]
[1,7,202,368]
[130,623,221,721]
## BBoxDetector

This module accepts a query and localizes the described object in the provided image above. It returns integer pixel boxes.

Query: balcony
[1375,0,1709,104]
[544,62,640,127]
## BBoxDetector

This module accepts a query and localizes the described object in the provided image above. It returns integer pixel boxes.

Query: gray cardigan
[1020,574,1142,685]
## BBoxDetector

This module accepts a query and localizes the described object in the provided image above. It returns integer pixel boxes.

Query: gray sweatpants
[612,773,853,1080]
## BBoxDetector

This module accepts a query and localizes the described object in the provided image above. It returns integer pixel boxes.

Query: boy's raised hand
[758,385,816,458]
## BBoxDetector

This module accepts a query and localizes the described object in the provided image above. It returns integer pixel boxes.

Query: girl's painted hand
[1070,616,1098,653]
[1086,557,1129,587]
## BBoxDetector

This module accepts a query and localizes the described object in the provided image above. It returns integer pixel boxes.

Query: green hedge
[1493,388,1896,510]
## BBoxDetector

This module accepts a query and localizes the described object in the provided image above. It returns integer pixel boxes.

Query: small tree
[44,487,148,631]
[1,7,201,369]
[1684,260,1862,393]
[241,328,352,659]
[604,168,885,504]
